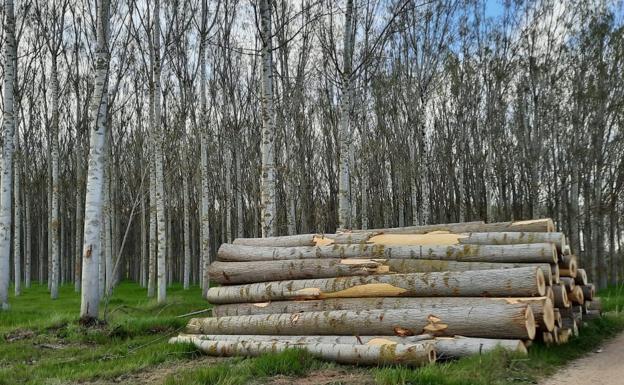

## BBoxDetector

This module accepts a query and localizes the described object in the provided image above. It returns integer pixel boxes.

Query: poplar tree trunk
[188,304,536,339]
[183,174,191,290]
[337,0,354,230]
[171,336,436,366]
[80,0,110,321]
[259,0,277,237]
[206,266,546,304]
[50,57,61,300]
[153,0,167,303]
[0,0,16,309]
[13,130,21,296]
[24,196,31,288]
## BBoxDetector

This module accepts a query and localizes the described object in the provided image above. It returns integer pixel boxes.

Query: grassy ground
[1,282,623,385]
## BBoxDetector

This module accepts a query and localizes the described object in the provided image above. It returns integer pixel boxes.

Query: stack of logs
[171,218,603,367]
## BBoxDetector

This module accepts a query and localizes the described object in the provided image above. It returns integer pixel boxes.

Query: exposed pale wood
[348,219,554,234]
[545,286,555,305]
[233,234,317,247]
[176,334,526,358]
[551,264,560,284]
[574,269,588,285]
[217,243,558,263]
[207,259,389,284]
[580,284,594,301]
[211,296,554,332]
[315,232,380,245]
[188,304,537,339]
[349,221,486,234]
[553,309,562,328]
[559,255,577,278]
[206,267,546,304]
[552,284,570,308]
[557,328,571,344]
[170,336,436,366]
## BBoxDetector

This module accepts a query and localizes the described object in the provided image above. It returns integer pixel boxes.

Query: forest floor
[1,283,624,385]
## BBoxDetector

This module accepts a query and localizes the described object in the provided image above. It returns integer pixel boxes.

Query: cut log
[174,334,526,359]
[188,304,537,340]
[207,259,390,284]
[561,317,579,337]
[560,277,575,291]
[385,260,553,284]
[574,269,588,286]
[551,264,560,284]
[212,296,554,332]
[348,219,554,234]
[580,284,594,301]
[233,234,317,247]
[216,243,558,263]
[559,255,577,278]
[206,267,546,304]
[541,331,555,346]
[552,284,570,308]
[545,286,555,305]
[568,286,584,305]
[457,232,565,250]
[557,328,572,344]
[585,298,602,313]
[315,232,380,245]
[553,309,562,328]
[169,336,436,366]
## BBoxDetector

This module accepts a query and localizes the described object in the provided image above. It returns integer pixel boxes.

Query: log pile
[171,218,602,366]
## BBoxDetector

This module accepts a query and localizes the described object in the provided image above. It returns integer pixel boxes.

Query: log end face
[525,306,537,340]
[542,298,556,332]
[536,268,546,296]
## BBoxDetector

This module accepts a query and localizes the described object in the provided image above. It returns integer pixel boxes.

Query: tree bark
[212,296,554,332]
[351,219,555,234]
[552,284,570,308]
[80,0,110,320]
[50,56,60,300]
[208,259,390,284]
[559,255,577,278]
[206,266,546,304]
[13,130,21,296]
[2,0,17,306]
[217,243,557,264]
[580,284,594,301]
[188,304,536,339]
[574,268,588,285]
[171,336,435,366]
[233,234,316,247]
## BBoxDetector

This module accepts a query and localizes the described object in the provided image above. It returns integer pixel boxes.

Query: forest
[0,0,622,321]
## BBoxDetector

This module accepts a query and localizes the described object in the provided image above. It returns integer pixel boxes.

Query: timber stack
[171,218,602,367]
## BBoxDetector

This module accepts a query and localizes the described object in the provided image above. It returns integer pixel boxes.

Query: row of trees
[0,0,622,318]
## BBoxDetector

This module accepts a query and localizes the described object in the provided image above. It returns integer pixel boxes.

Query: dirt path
[540,333,624,385]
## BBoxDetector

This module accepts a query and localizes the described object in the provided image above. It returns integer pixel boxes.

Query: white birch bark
[337,0,354,230]
[0,0,17,309]
[153,0,167,303]
[80,0,110,320]
[259,0,277,237]
[50,57,61,300]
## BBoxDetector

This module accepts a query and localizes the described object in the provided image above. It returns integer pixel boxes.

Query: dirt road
[541,333,624,385]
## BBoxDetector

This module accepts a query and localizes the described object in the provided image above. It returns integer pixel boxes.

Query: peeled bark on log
[217,243,558,263]
[385,260,553,284]
[560,277,575,291]
[211,296,554,332]
[580,284,594,301]
[315,232,380,245]
[169,335,436,366]
[233,234,317,247]
[349,219,554,234]
[206,267,546,304]
[559,255,577,278]
[457,232,565,250]
[208,259,389,284]
[574,269,588,286]
[188,304,537,339]
[552,284,570,308]
[568,286,584,305]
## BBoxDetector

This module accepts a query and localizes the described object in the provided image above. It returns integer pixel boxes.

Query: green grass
[2,283,624,385]
[0,282,208,385]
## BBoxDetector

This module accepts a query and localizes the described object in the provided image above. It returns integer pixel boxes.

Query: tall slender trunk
[148,167,156,296]
[236,150,244,238]
[0,0,16,309]
[199,0,211,296]
[337,0,354,230]
[13,126,21,296]
[50,57,61,299]
[183,173,191,289]
[104,154,113,294]
[24,195,31,288]
[80,0,110,321]
[225,149,232,243]
[140,186,147,287]
[153,0,167,303]
[259,0,277,237]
